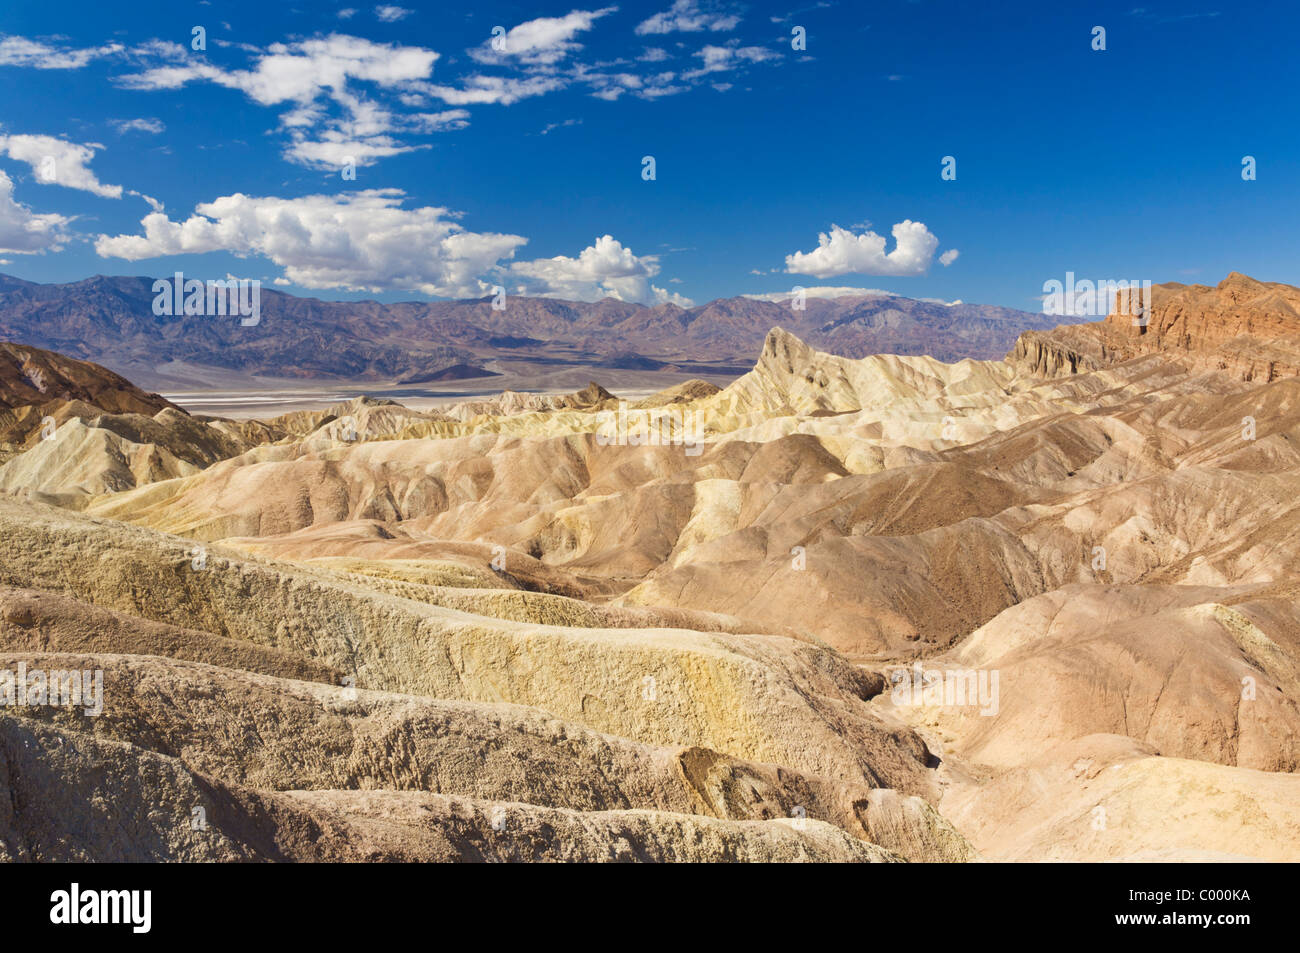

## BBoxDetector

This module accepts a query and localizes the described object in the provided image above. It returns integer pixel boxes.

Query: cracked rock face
[1012,272,1300,383]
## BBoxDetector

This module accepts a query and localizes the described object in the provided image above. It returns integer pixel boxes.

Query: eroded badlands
[2,273,1299,861]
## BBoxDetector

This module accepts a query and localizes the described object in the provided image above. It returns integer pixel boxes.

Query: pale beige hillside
[4,278,1300,861]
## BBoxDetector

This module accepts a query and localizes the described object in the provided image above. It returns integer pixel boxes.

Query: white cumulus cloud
[0,170,71,253]
[510,234,691,305]
[94,189,528,298]
[0,135,123,199]
[939,248,959,267]
[785,221,942,278]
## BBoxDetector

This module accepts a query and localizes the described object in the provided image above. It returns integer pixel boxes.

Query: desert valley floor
[2,273,1300,862]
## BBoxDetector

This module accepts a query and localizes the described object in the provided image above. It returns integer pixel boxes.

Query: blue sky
[0,0,1295,311]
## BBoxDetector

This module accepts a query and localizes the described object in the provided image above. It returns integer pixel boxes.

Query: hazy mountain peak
[0,273,1065,389]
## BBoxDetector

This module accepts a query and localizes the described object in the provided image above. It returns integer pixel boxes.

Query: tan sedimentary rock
[1010,273,1300,383]
[940,735,1300,862]
[0,499,935,796]
[0,714,900,863]
[4,279,1300,862]
[0,648,975,860]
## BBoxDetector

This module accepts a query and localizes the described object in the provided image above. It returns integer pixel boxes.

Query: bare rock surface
[3,277,1300,862]
[0,715,899,862]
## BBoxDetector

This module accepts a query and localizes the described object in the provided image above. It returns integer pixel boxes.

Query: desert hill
[2,273,1300,861]
[1016,272,1300,382]
[0,339,175,414]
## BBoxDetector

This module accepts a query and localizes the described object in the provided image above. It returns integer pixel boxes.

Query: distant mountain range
[0,273,1065,387]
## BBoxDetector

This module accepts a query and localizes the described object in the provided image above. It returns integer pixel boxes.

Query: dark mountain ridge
[0,273,1065,386]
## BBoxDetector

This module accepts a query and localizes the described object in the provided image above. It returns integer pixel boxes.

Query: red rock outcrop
[1011,273,1300,382]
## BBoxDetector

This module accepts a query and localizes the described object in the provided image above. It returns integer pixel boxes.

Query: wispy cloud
[374,5,412,23]
[636,0,743,35]
[540,118,582,135]
[108,118,165,135]
[416,73,566,106]
[682,43,777,79]
[743,285,895,302]
[0,35,123,69]
[1127,7,1221,21]
[471,8,616,67]
[115,34,444,169]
